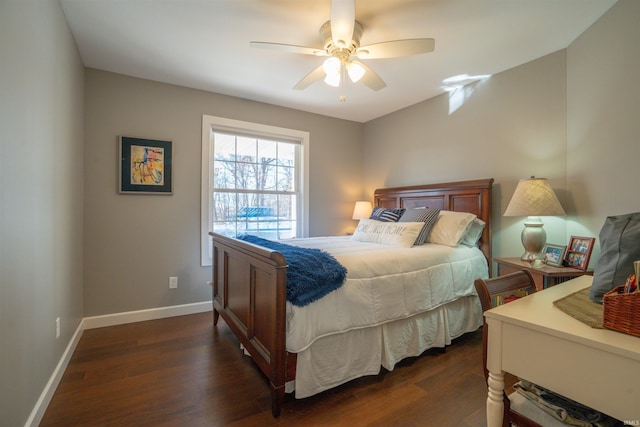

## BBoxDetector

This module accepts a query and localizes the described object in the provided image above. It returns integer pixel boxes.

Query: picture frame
[542,243,567,267]
[119,136,173,194]
[564,236,595,270]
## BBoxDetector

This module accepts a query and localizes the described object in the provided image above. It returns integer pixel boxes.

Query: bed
[209,178,493,417]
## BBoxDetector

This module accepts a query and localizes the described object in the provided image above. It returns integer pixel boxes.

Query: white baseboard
[83,301,213,329]
[25,301,213,427]
[25,320,83,427]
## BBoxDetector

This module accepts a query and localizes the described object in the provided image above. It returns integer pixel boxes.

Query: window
[212,134,297,238]
[201,115,309,266]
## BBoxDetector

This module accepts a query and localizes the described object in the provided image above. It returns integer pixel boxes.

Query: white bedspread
[283,236,488,352]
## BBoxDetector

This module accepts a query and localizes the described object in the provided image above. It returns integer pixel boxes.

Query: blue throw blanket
[237,235,347,307]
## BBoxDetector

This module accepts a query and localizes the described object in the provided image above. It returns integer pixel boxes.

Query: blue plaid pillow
[369,207,406,222]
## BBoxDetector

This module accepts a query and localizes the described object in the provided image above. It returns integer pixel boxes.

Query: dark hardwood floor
[41,312,501,427]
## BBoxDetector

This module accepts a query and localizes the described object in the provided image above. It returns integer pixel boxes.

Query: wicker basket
[602,285,640,338]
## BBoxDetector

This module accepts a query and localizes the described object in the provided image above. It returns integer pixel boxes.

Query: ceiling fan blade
[352,61,386,91]
[330,0,355,48]
[293,64,326,90]
[357,38,435,59]
[250,41,325,56]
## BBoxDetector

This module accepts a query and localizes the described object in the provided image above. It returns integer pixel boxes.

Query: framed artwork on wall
[564,236,595,270]
[119,136,173,194]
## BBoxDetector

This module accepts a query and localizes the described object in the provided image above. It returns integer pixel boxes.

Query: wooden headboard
[373,178,494,264]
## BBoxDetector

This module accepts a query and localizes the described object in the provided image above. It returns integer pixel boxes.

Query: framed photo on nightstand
[564,236,595,270]
[542,243,566,267]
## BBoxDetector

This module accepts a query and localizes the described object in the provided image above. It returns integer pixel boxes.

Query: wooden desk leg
[487,370,505,427]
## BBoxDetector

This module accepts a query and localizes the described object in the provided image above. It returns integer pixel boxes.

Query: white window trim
[200,115,310,266]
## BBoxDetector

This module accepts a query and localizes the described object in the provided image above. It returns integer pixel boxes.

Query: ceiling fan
[250,0,435,92]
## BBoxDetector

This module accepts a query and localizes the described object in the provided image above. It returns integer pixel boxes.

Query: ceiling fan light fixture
[346,61,365,83]
[323,56,342,87]
[323,57,341,75]
[324,72,341,87]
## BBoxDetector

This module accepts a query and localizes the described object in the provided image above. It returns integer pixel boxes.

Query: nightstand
[494,257,593,291]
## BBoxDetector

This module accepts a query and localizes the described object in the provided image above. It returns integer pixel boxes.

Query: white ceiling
[59,0,616,123]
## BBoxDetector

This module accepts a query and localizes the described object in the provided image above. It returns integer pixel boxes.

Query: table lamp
[352,201,372,220]
[504,177,566,261]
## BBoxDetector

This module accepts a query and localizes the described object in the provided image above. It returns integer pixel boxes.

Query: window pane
[213,160,235,189]
[212,192,236,237]
[236,192,259,212]
[258,139,277,190]
[235,161,257,190]
[278,142,296,167]
[236,136,257,163]
[234,193,271,239]
[256,160,276,191]
[261,165,277,190]
[213,192,235,222]
[277,194,296,221]
[258,139,277,162]
[277,165,294,191]
[214,133,236,160]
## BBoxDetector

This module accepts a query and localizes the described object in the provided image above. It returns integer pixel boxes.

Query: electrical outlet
[169,276,178,289]
[55,317,60,339]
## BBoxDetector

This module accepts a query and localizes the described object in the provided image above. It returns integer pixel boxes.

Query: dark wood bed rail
[210,178,494,417]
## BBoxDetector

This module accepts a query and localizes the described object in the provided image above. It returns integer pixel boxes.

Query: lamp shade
[504,177,565,261]
[504,177,565,217]
[352,201,372,220]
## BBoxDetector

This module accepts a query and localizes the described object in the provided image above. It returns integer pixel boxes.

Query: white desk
[485,275,640,427]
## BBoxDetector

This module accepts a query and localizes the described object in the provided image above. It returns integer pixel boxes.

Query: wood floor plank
[41,312,493,427]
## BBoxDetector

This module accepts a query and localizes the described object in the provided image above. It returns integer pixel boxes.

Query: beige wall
[363,51,569,263]
[363,0,639,271]
[83,70,363,316]
[566,0,640,262]
[0,1,85,425]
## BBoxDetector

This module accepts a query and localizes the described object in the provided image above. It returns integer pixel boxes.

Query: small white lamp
[352,201,372,220]
[504,177,566,261]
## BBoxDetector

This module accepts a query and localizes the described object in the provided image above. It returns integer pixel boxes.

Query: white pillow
[427,210,478,247]
[352,219,424,248]
[461,218,486,247]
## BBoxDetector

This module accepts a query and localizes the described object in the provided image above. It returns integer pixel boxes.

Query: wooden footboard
[209,232,291,417]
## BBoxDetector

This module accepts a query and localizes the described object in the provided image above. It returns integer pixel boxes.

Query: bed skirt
[287,294,483,398]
